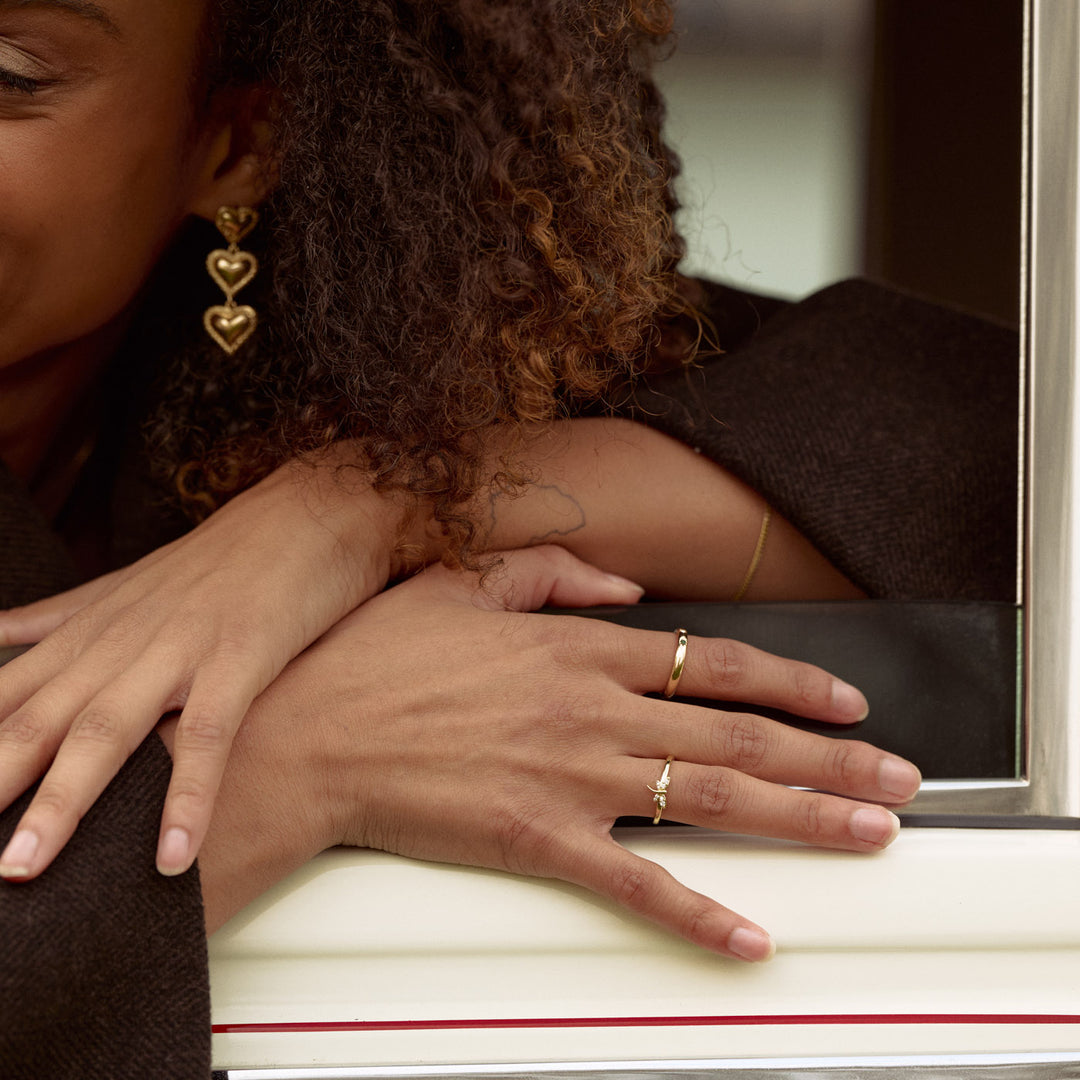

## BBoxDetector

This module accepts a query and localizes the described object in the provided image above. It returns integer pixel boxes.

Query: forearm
[469,418,862,600]
[302,416,860,601]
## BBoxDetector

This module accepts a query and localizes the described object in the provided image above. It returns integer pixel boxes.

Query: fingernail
[0,830,39,878]
[157,827,191,876]
[830,679,868,720]
[878,757,922,800]
[849,807,901,846]
[603,573,646,597]
[727,926,775,962]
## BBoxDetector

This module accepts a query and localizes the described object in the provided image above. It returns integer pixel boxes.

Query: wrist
[279,443,417,594]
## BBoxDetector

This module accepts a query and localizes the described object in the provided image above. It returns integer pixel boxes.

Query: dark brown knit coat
[0,470,211,1079]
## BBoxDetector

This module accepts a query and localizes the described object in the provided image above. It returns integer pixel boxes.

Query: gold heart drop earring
[203,206,260,355]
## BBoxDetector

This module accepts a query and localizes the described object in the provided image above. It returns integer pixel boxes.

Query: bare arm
[471,418,862,600]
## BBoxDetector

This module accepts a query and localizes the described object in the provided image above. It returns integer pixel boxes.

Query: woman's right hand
[198,546,921,960]
[0,452,411,883]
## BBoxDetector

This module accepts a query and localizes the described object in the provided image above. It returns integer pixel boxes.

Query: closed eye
[0,65,41,93]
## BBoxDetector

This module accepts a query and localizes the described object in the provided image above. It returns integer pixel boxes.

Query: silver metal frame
[907,0,1080,822]
[220,1052,1080,1079]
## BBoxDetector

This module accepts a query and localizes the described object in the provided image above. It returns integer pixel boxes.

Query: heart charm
[215,206,259,245]
[203,304,257,355]
[207,249,258,296]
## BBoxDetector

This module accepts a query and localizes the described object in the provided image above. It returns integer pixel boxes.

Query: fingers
[0,652,267,881]
[0,669,170,879]
[154,663,268,876]
[614,757,901,853]
[547,751,904,964]
[500,547,645,611]
[627,699,921,805]
[424,546,645,612]
[0,662,124,809]
[599,627,869,723]
[557,832,774,961]
[0,570,126,646]
[546,619,919,803]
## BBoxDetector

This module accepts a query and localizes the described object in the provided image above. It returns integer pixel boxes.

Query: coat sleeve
[0,465,211,1080]
[629,278,1019,601]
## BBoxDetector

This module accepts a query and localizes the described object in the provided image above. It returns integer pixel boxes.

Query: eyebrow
[3,0,122,38]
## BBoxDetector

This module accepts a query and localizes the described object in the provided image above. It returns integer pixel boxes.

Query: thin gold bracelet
[731,505,772,602]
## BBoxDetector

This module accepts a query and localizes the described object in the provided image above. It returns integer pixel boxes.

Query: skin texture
[0,0,222,480]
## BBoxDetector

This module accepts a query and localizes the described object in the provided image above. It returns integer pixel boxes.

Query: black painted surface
[554,601,1019,781]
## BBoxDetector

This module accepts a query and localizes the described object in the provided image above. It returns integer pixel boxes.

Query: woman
[0,0,905,910]
[0,0,1016,1070]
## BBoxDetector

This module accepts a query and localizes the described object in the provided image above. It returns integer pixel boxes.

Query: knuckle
[166,779,211,818]
[694,770,738,820]
[209,628,262,665]
[57,602,103,644]
[700,638,747,695]
[543,618,623,675]
[204,633,277,690]
[546,690,607,738]
[175,711,230,752]
[91,605,152,657]
[69,705,122,746]
[824,739,859,789]
[794,796,825,842]
[539,620,593,671]
[790,663,831,714]
[606,860,654,915]
[0,708,50,749]
[719,715,769,771]
[682,901,721,947]
[31,784,77,824]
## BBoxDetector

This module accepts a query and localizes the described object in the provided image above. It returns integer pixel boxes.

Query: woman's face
[0,0,223,372]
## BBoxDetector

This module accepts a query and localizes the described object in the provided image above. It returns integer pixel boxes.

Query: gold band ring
[647,756,674,824]
[662,629,688,698]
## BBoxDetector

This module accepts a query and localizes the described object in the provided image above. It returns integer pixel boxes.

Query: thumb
[480,546,645,612]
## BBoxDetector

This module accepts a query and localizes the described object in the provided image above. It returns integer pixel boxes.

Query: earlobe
[187,142,273,224]
[186,91,279,223]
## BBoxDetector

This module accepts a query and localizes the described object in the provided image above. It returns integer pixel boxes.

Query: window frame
[905,0,1080,824]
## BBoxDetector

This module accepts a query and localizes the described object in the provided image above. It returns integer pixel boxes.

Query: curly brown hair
[140,0,691,558]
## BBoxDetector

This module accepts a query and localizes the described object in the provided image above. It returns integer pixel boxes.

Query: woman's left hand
[196,546,918,959]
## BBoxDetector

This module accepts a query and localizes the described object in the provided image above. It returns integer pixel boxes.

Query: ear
[185,86,278,222]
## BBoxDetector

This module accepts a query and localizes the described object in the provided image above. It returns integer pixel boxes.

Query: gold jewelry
[647,756,674,824]
[662,629,688,699]
[204,206,260,355]
[731,505,772,601]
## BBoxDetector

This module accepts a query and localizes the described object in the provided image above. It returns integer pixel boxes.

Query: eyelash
[0,67,42,95]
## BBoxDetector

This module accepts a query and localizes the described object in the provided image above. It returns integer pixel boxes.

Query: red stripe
[212,1014,1080,1035]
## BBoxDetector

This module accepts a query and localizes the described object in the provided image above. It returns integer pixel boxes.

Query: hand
[0,456,406,881]
[198,546,921,960]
